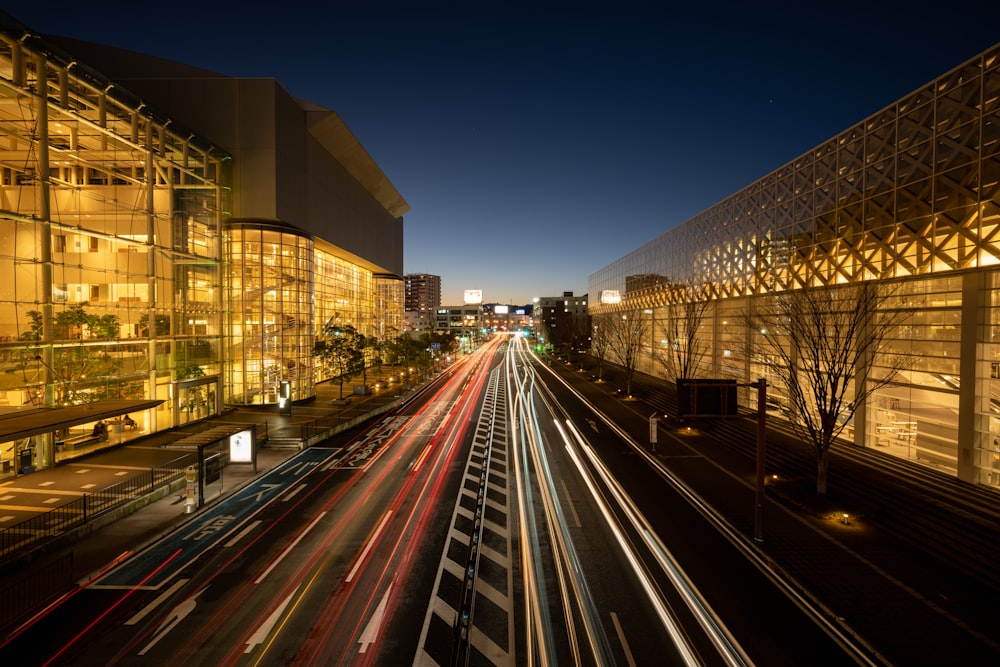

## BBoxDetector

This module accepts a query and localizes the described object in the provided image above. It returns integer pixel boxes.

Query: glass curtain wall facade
[376,275,404,341]
[0,25,227,468]
[589,43,1000,488]
[314,239,373,339]
[224,222,314,405]
[224,230,402,405]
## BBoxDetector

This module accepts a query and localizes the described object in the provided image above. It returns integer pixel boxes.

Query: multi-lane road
[4,334,874,665]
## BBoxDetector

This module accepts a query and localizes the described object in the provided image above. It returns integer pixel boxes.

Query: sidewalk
[0,367,429,588]
[59,446,294,585]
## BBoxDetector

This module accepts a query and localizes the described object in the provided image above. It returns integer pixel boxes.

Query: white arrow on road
[245,586,299,653]
[358,583,394,654]
[138,585,208,655]
[125,578,189,626]
[253,483,282,502]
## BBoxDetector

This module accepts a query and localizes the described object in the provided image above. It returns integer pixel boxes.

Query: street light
[751,378,767,543]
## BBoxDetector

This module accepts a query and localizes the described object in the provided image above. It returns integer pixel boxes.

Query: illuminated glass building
[0,14,405,471]
[590,43,1000,488]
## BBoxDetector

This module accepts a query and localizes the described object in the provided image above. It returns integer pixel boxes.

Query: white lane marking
[610,611,638,667]
[345,511,393,584]
[559,478,583,528]
[254,512,326,584]
[253,483,281,502]
[281,483,307,502]
[224,520,262,548]
[138,585,207,655]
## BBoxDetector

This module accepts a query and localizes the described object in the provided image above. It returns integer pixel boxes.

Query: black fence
[265,390,407,444]
[0,458,189,566]
[0,551,74,630]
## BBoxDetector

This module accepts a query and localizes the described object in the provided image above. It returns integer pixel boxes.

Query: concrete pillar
[958,271,987,483]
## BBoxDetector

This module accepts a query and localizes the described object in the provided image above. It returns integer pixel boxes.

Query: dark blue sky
[11,2,1000,305]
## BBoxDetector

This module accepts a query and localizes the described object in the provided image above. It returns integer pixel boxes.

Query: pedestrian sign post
[185,465,197,514]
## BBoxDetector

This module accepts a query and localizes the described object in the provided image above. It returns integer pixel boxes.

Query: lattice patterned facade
[589,43,1000,487]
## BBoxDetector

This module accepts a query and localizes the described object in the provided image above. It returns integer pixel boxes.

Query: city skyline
[9,1,1000,304]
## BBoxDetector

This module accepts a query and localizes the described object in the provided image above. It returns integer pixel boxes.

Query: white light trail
[346,510,393,583]
[564,419,751,667]
[254,511,327,584]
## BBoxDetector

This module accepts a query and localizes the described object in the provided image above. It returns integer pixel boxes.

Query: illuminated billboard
[464,289,483,304]
[494,304,509,314]
[600,290,622,304]
[229,428,255,463]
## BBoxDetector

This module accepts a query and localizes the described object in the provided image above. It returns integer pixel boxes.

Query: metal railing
[267,387,416,444]
[0,458,189,565]
[0,551,74,630]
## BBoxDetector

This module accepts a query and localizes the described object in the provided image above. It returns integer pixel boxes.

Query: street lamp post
[649,412,658,453]
[751,378,767,543]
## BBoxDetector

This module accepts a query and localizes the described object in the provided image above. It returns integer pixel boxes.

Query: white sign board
[600,290,622,304]
[229,429,254,463]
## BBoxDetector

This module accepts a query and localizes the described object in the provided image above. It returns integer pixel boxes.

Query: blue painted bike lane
[93,447,335,590]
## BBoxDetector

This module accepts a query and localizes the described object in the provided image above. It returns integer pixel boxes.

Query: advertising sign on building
[600,290,622,304]
[464,289,483,304]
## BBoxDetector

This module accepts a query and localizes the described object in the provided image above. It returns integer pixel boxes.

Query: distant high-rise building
[405,274,442,314]
[535,292,590,353]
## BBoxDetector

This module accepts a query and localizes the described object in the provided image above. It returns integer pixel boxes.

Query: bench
[56,434,104,451]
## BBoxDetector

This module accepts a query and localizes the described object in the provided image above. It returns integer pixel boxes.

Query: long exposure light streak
[288,340,497,665]
[254,511,328,584]
[557,421,703,666]
[507,336,618,666]
[0,548,134,647]
[346,511,393,583]
[563,419,752,667]
[537,351,874,664]
[182,379,463,665]
[520,374,614,665]
[41,548,184,666]
[507,346,555,667]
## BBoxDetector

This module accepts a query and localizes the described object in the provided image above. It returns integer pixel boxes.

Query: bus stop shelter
[163,423,258,509]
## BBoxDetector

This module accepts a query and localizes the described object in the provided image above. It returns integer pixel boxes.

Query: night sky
[9,2,1000,305]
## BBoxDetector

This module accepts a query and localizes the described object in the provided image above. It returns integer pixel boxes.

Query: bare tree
[590,315,613,382]
[747,281,903,495]
[655,290,711,381]
[603,307,650,398]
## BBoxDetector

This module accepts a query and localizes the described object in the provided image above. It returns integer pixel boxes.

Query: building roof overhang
[0,399,164,443]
